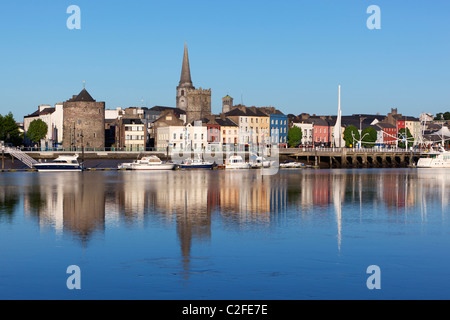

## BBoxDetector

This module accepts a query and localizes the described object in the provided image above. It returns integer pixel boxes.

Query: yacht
[225,155,251,169]
[280,160,304,168]
[177,155,214,170]
[129,156,175,170]
[33,154,83,172]
[416,147,450,168]
[250,156,272,168]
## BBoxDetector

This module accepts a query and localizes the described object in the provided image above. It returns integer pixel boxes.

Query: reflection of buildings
[15,168,450,280]
[23,173,105,244]
[0,185,20,223]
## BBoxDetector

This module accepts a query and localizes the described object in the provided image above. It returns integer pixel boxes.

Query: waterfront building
[116,118,147,151]
[62,88,105,149]
[375,122,397,146]
[216,117,239,148]
[310,117,332,146]
[200,116,221,151]
[176,43,211,123]
[23,103,64,148]
[293,121,314,146]
[224,105,270,146]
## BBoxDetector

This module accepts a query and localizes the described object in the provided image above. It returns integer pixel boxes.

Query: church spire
[179,42,194,88]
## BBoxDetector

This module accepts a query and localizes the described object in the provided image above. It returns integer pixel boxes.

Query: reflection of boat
[177,155,214,170]
[250,156,272,168]
[129,156,175,170]
[416,147,450,168]
[280,160,304,168]
[33,154,82,172]
[225,155,251,169]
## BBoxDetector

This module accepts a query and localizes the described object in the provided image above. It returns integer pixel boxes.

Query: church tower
[176,42,211,123]
[222,95,234,114]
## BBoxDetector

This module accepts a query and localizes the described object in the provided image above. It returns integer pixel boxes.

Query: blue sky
[1,0,449,120]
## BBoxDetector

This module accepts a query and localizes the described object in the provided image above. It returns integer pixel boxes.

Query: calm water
[0,168,449,300]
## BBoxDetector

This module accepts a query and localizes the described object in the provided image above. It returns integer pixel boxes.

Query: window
[173,133,176,140]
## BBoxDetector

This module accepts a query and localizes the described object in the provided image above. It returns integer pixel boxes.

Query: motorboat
[33,154,82,172]
[177,155,214,170]
[279,160,304,168]
[117,162,132,170]
[225,155,251,169]
[250,156,272,168]
[416,147,450,168]
[129,156,175,170]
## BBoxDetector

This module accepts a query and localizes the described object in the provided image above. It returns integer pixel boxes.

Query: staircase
[5,147,39,168]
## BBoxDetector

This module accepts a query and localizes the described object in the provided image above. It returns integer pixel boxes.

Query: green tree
[27,119,48,146]
[343,125,360,147]
[398,127,413,149]
[287,126,303,147]
[361,127,378,148]
[0,112,22,146]
[434,112,450,120]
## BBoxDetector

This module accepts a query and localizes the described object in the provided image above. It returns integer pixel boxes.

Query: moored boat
[177,156,214,170]
[33,154,83,172]
[416,147,450,168]
[225,155,251,169]
[129,156,175,170]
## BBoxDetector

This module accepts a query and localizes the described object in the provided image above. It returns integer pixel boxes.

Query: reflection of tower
[63,173,105,245]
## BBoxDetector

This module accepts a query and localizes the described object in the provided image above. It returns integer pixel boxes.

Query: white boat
[129,156,175,170]
[250,156,272,168]
[33,154,82,172]
[117,162,132,170]
[279,161,304,168]
[416,147,450,168]
[225,155,251,169]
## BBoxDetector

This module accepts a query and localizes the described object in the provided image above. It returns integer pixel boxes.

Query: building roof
[71,89,96,102]
[376,122,396,129]
[150,106,186,115]
[215,118,238,127]
[24,107,55,118]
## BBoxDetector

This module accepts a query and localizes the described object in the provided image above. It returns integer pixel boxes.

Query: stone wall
[63,101,106,149]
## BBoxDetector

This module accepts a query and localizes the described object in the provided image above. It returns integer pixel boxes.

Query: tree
[343,125,360,147]
[434,112,450,120]
[0,112,22,146]
[361,127,378,148]
[398,127,413,149]
[287,126,302,148]
[27,119,48,146]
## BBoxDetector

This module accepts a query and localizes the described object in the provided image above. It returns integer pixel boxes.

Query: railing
[12,146,427,154]
[4,147,39,168]
[281,147,423,154]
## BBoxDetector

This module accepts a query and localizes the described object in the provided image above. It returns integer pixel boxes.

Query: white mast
[334,85,342,148]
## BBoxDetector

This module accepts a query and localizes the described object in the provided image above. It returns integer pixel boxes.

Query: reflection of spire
[332,174,345,252]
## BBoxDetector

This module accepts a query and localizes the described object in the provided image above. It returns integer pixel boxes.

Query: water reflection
[9,168,450,267]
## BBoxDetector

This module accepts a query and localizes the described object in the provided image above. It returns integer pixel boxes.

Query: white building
[156,121,207,152]
[23,103,64,147]
[293,122,314,146]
